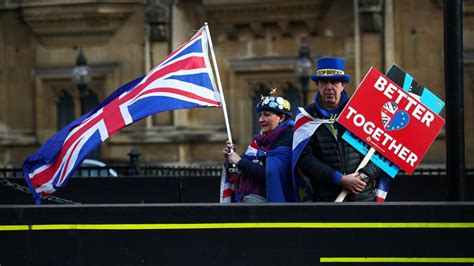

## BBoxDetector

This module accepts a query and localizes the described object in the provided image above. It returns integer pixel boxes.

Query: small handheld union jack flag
[23,25,223,204]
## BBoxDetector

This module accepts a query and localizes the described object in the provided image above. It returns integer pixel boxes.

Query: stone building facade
[0,0,472,167]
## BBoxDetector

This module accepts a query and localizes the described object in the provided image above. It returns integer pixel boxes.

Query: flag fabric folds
[375,173,390,202]
[23,26,222,203]
[291,107,332,202]
[220,140,294,203]
[219,141,262,203]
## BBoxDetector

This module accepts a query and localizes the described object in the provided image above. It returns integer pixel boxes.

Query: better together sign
[337,67,445,174]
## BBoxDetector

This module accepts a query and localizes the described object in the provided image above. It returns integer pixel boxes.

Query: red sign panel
[337,67,445,174]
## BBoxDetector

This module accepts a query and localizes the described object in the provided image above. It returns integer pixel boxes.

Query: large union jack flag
[23,26,222,203]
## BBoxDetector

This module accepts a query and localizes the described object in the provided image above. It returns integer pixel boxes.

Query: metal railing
[2,165,472,178]
[0,164,224,178]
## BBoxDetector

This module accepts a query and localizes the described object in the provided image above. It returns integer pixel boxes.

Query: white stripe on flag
[376,189,388,199]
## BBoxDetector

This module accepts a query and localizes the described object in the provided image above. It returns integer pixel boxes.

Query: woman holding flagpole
[220,91,295,203]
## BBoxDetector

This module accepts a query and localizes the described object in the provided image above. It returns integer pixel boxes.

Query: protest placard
[341,65,445,177]
[337,67,445,174]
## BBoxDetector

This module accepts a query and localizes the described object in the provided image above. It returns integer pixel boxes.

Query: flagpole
[204,22,234,144]
[334,147,375,202]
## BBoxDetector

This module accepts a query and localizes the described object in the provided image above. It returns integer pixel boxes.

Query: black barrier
[1,173,473,204]
[0,203,473,265]
[0,176,221,204]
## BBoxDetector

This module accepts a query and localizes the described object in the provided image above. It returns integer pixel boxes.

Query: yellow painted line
[320,257,474,263]
[0,222,473,231]
[0,225,29,231]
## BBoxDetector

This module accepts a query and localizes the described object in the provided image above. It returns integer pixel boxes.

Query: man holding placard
[292,57,380,202]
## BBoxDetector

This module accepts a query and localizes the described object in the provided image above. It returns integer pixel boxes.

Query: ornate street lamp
[71,49,90,115]
[295,40,312,106]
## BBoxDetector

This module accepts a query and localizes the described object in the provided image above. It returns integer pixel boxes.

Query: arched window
[82,88,99,114]
[283,83,302,117]
[57,90,75,130]
[252,84,271,136]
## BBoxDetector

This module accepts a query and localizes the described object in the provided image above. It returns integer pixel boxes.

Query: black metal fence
[2,165,473,204]
[1,164,223,178]
[3,164,473,178]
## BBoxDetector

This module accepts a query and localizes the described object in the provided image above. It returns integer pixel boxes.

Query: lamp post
[72,50,90,115]
[295,41,312,106]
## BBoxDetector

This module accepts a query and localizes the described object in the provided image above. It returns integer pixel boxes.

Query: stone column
[173,4,195,164]
[353,0,361,85]
[384,0,395,71]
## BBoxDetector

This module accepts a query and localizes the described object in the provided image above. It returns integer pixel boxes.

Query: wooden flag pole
[204,22,233,144]
[334,147,376,202]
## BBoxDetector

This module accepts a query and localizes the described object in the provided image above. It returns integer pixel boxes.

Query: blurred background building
[0,0,472,167]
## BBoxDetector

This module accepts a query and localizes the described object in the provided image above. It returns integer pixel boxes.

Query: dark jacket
[296,101,379,202]
[237,127,293,183]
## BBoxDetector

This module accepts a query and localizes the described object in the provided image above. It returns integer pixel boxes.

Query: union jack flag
[381,102,398,127]
[220,140,259,203]
[291,107,330,201]
[23,26,222,203]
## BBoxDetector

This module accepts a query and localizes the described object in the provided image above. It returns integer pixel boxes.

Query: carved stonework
[224,24,237,40]
[465,0,474,28]
[358,0,383,33]
[203,0,330,40]
[145,0,172,42]
[229,56,299,73]
[305,20,319,36]
[278,21,292,37]
[250,22,264,38]
[18,1,139,47]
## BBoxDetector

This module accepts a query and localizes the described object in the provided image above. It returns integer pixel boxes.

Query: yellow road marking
[320,257,474,263]
[0,222,473,231]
